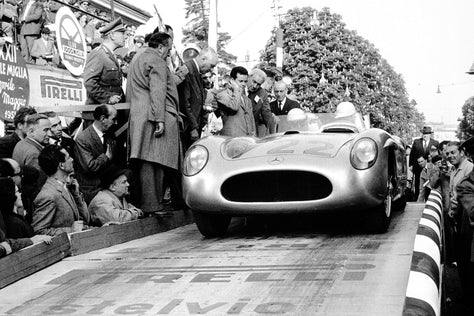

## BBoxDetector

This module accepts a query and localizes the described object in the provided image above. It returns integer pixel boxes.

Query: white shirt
[279,97,287,110]
[92,123,104,144]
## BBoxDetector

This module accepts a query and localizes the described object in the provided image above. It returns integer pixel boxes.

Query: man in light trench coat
[126,32,184,214]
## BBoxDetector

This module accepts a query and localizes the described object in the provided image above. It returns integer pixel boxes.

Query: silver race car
[183,108,408,237]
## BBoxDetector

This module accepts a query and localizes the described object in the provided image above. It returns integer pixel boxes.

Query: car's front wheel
[193,211,231,238]
[364,179,393,234]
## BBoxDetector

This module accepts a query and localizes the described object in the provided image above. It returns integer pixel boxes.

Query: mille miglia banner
[0,43,30,122]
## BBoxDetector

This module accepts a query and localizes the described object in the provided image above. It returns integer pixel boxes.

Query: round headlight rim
[350,137,378,170]
[184,145,209,176]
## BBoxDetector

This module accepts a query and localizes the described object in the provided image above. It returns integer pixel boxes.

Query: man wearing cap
[88,165,143,226]
[83,18,126,105]
[409,126,439,201]
[30,27,58,66]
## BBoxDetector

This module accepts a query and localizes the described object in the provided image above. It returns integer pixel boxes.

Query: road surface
[0,204,424,316]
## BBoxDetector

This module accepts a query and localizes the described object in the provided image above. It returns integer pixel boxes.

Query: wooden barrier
[69,210,194,255]
[0,211,194,288]
[0,233,71,289]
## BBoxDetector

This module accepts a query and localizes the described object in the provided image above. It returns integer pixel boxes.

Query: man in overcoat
[126,32,183,214]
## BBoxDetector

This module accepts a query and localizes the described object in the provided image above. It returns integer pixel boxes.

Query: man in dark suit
[178,47,218,149]
[0,106,37,159]
[74,104,118,204]
[409,126,439,201]
[247,68,274,137]
[270,81,300,116]
[43,112,75,159]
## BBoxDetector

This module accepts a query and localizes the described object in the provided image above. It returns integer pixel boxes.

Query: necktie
[279,101,283,110]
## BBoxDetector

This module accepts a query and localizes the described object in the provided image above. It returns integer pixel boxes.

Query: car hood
[223,132,357,159]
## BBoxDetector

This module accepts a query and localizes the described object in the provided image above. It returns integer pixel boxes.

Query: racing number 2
[266,140,333,156]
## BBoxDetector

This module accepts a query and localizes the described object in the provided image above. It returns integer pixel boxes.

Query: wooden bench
[0,233,71,289]
[0,211,194,288]
[69,210,194,255]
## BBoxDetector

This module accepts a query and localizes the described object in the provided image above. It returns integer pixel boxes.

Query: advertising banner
[27,65,86,109]
[0,43,30,121]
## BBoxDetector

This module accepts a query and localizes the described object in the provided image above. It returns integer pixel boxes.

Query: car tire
[193,211,231,238]
[364,179,392,234]
[393,195,407,212]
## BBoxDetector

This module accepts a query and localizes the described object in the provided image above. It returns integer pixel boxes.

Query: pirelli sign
[28,65,86,108]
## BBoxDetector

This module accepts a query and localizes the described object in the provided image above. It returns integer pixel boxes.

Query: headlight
[183,145,209,176]
[350,138,378,170]
[222,138,256,159]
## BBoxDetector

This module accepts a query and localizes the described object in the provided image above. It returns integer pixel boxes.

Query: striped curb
[403,190,443,316]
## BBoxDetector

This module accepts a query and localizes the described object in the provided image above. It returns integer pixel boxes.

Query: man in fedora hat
[88,165,143,226]
[409,125,439,201]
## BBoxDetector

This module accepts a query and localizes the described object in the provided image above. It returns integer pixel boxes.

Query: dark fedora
[100,165,129,189]
[420,126,433,134]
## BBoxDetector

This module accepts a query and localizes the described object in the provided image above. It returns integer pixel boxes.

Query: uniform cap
[100,18,126,36]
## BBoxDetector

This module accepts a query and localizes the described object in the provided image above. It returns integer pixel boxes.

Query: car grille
[221,171,332,202]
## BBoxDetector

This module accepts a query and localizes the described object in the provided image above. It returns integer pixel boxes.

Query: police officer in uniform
[83,18,126,105]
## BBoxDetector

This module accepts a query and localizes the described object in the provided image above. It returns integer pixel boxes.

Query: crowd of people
[0,0,143,67]
[3,9,473,312]
[0,17,301,259]
[407,127,474,311]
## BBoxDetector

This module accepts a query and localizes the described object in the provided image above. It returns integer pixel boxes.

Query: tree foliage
[259,7,424,142]
[457,96,474,140]
[182,0,237,66]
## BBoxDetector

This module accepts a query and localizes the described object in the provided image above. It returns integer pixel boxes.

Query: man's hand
[108,95,122,104]
[154,122,165,138]
[190,129,199,141]
[31,235,53,245]
[67,176,81,196]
